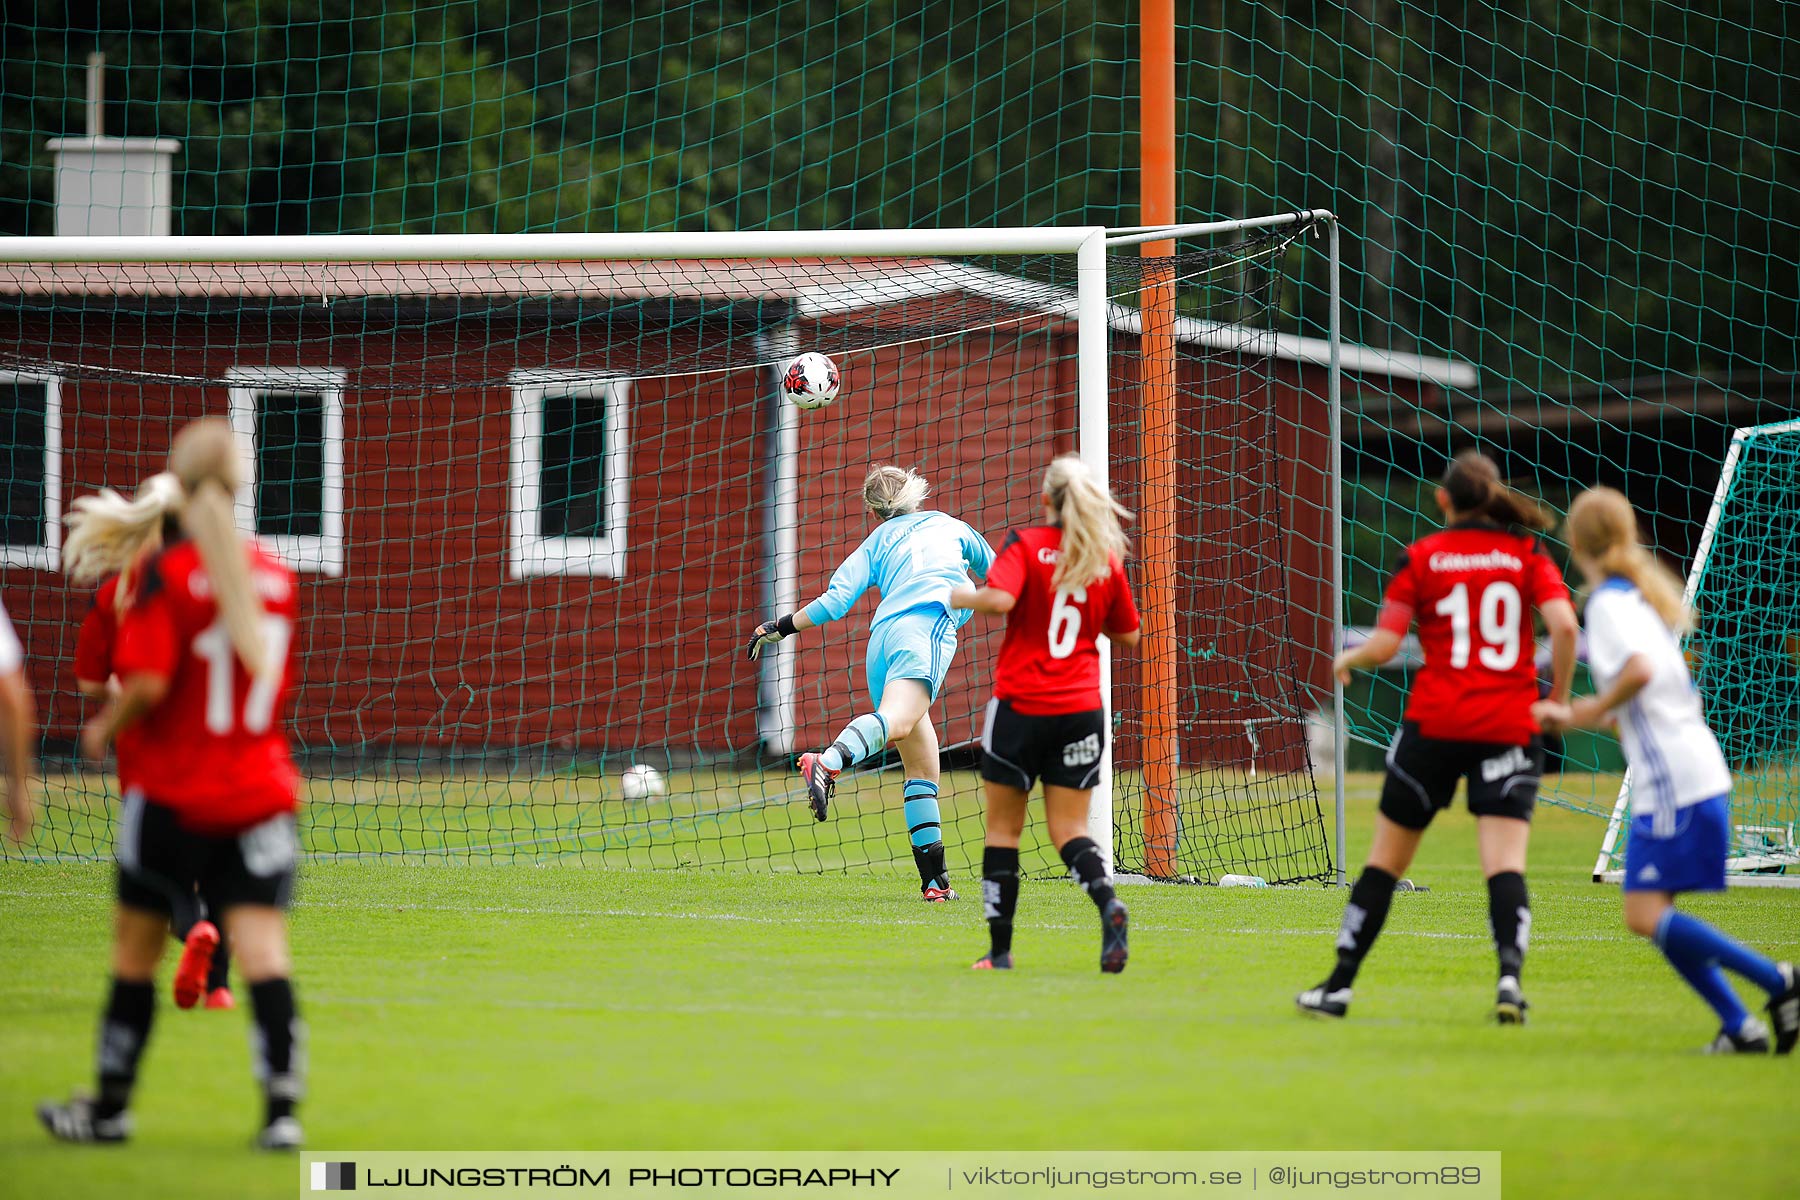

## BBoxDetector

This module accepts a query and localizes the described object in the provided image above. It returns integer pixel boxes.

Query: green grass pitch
[0,773,1793,1200]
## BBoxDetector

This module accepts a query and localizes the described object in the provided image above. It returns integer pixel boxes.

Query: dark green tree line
[1,1,1793,391]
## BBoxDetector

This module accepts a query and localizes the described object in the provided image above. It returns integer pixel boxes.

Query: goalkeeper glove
[745,614,798,660]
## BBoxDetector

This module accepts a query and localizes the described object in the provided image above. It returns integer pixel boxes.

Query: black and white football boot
[1296,983,1352,1019]
[255,1115,305,1151]
[1764,962,1799,1056]
[38,1095,130,1145]
[1705,1017,1772,1055]
[1495,975,1529,1025]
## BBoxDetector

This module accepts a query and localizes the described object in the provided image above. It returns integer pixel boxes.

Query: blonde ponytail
[1042,454,1131,590]
[862,464,930,519]
[168,418,271,678]
[62,472,183,607]
[1566,487,1689,632]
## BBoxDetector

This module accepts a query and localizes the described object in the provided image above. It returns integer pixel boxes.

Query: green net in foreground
[1593,421,1800,884]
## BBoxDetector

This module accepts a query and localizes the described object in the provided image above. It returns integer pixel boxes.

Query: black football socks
[94,978,155,1119]
[1326,866,1399,992]
[981,846,1022,958]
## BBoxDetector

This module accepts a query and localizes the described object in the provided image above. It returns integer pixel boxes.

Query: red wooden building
[0,259,1473,772]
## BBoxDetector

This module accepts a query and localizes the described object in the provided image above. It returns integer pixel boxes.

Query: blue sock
[820,713,889,773]
[1655,910,1762,1034]
[1658,908,1787,995]
[902,780,942,849]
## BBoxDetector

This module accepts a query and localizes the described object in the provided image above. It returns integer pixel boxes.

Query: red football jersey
[112,540,301,834]
[73,576,120,688]
[985,526,1141,715]
[1376,521,1570,744]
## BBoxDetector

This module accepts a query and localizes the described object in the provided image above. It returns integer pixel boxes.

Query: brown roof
[0,256,1477,387]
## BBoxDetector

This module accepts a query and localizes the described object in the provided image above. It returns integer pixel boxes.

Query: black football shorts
[1378,721,1542,830]
[114,790,299,921]
[980,698,1108,792]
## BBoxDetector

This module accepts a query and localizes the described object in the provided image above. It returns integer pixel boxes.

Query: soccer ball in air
[620,764,666,800]
[782,352,840,410]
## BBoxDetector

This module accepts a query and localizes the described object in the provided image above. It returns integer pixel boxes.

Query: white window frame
[509,370,631,579]
[226,366,346,577]
[0,371,61,569]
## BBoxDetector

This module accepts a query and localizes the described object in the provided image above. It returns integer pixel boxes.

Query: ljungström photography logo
[310,1161,356,1191]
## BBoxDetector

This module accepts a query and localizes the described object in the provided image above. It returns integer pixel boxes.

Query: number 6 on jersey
[1048,587,1086,659]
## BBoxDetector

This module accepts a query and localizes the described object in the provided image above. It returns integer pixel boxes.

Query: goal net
[0,226,1334,885]
[1593,419,1800,886]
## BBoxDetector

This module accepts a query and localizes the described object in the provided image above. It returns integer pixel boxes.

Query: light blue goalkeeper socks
[902,779,942,848]
[821,713,889,773]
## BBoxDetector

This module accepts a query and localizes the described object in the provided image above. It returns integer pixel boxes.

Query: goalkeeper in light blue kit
[1535,487,1799,1054]
[747,464,994,900]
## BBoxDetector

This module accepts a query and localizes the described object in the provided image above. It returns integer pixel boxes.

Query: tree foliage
[0,1,1792,390]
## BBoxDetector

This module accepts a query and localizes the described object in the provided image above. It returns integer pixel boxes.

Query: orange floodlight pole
[1140,0,1180,877]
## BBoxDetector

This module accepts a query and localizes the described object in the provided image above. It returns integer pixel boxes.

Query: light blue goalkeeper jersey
[802,510,995,633]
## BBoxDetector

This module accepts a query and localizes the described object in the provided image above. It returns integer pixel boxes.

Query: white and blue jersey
[1586,577,1734,891]
[803,511,994,705]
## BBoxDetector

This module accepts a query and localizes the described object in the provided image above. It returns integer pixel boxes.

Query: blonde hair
[1042,454,1131,590]
[862,464,930,519]
[167,418,272,677]
[62,471,184,608]
[1566,487,1689,632]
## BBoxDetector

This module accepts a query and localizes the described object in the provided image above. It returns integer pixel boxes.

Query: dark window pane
[256,390,325,538]
[539,391,607,539]
[0,383,47,547]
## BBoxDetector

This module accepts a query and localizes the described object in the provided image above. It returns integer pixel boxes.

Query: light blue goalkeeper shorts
[864,608,959,708]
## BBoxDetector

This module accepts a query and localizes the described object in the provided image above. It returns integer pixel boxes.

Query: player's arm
[960,521,996,584]
[1102,559,1142,649]
[84,589,178,761]
[1566,654,1653,729]
[80,671,171,764]
[1334,628,1403,684]
[72,603,112,700]
[951,531,1020,616]
[744,543,871,660]
[1535,654,1651,734]
[1532,593,1643,733]
[950,584,1015,614]
[1531,549,1579,705]
[0,665,37,844]
[1538,597,1579,706]
[1335,555,1412,683]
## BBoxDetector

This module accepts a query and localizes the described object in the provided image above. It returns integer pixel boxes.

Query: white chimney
[45,53,179,236]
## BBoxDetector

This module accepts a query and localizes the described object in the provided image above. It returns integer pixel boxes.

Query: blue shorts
[864,609,959,708]
[1622,794,1730,894]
